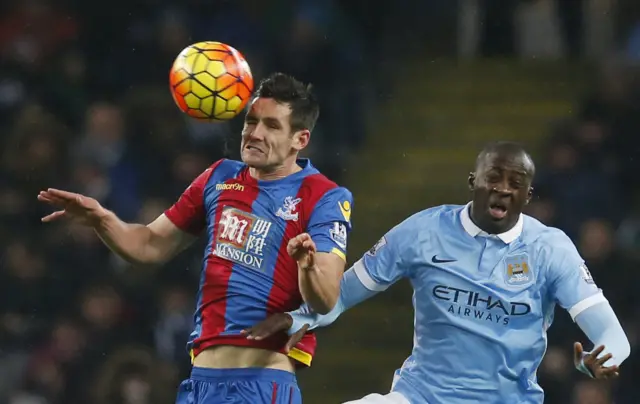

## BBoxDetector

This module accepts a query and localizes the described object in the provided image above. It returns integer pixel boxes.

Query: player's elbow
[121,239,173,267]
[310,296,338,315]
[300,287,339,315]
[614,336,631,366]
[131,239,169,266]
[601,326,632,367]
[128,252,165,266]
[307,303,332,315]
[310,281,341,314]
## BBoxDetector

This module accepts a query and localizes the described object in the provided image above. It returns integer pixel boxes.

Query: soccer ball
[169,42,254,121]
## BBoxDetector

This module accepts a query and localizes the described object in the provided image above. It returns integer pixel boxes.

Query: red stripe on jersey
[164,160,222,235]
[270,382,278,404]
[195,167,260,353]
[268,173,338,364]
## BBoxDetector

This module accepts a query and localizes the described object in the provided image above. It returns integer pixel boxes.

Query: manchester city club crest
[504,254,533,286]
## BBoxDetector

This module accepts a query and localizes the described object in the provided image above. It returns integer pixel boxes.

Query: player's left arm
[298,187,353,314]
[573,302,629,378]
[548,231,631,378]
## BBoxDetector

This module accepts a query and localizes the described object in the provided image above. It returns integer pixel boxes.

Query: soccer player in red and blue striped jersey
[38,73,352,403]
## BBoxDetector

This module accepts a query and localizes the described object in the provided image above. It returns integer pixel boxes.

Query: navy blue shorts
[175,367,302,404]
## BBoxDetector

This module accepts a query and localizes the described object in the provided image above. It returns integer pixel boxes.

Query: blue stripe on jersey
[222,179,305,333]
[188,160,245,346]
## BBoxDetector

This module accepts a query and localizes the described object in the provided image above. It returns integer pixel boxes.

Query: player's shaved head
[475,141,535,180]
[469,141,535,234]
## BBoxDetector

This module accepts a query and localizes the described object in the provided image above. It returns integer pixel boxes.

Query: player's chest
[413,243,548,322]
[203,182,307,270]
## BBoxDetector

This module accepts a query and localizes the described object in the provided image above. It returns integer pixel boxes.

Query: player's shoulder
[206,158,246,181]
[372,205,458,255]
[407,204,462,225]
[214,158,246,172]
[299,163,353,204]
[522,214,577,253]
[394,204,462,235]
[301,172,343,193]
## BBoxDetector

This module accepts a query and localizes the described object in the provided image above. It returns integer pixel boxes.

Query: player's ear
[292,129,310,151]
[468,172,476,191]
[526,187,534,204]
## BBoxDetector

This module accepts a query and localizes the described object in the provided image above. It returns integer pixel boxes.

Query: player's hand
[241,313,309,353]
[287,233,317,270]
[38,188,107,226]
[574,342,620,379]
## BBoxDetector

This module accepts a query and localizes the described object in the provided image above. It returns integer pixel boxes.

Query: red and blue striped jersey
[164,158,353,367]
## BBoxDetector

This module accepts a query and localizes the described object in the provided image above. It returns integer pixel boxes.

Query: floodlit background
[1,0,639,403]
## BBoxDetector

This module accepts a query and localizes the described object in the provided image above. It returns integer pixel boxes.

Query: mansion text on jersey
[213,243,263,270]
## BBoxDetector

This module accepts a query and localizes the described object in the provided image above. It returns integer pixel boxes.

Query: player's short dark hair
[254,73,320,133]
[476,141,536,178]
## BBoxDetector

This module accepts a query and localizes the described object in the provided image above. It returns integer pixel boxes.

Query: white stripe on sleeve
[568,293,608,320]
[353,260,389,292]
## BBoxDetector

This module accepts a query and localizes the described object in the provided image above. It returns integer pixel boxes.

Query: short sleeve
[164,165,215,235]
[306,187,353,261]
[546,230,606,320]
[353,222,409,292]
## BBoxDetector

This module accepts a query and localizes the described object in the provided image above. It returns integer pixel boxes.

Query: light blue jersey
[291,203,620,404]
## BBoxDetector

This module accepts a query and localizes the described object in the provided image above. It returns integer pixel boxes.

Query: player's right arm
[38,166,213,265]
[93,212,196,265]
[244,220,413,341]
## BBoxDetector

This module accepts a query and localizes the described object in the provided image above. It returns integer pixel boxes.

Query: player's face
[241,98,310,171]
[469,152,533,234]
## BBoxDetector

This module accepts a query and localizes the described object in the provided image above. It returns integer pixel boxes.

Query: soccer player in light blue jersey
[243,142,631,404]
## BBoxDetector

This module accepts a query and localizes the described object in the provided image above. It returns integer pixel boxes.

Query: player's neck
[250,160,302,181]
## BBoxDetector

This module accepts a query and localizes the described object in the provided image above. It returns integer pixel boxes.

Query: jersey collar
[460,202,523,244]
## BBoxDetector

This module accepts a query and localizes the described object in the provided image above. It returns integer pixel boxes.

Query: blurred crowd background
[1,0,639,403]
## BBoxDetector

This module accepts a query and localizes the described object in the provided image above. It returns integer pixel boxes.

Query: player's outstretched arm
[572,301,630,379]
[291,265,378,329]
[242,265,378,349]
[244,217,413,346]
[96,212,196,265]
[38,189,196,265]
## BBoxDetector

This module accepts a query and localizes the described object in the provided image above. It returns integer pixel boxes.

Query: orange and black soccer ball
[169,42,254,120]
